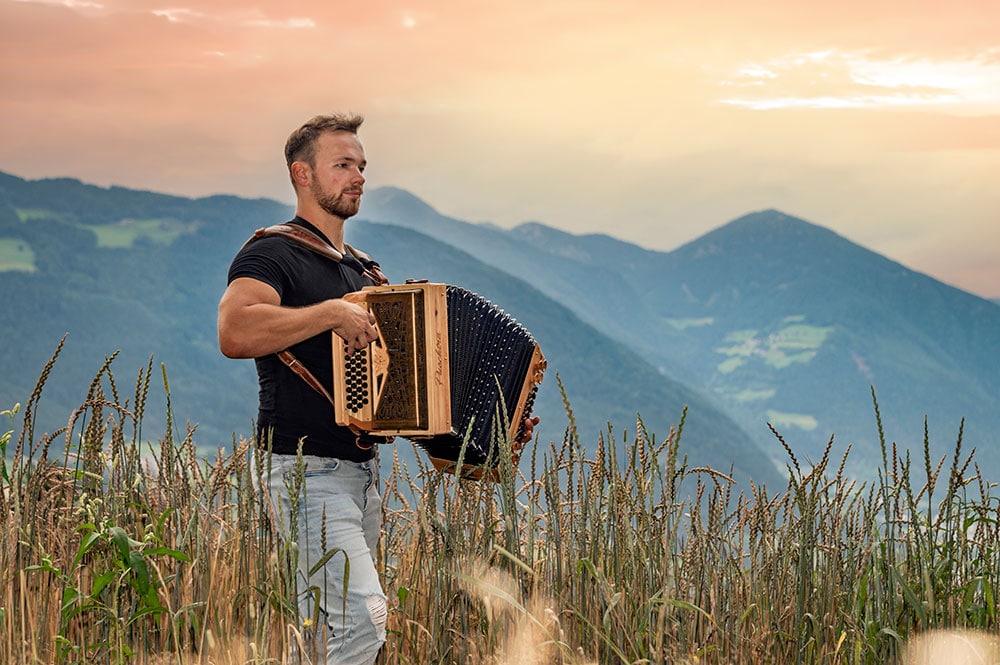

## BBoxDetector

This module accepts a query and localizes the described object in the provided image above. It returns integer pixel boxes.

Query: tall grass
[2,347,998,664]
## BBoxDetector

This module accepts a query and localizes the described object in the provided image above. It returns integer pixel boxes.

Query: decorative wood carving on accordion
[332,282,546,479]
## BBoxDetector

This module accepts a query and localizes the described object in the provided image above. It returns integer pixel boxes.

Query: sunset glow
[2,0,998,298]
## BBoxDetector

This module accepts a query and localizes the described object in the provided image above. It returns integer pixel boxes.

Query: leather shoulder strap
[247,223,389,285]
[277,350,336,407]
[344,243,390,286]
[249,223,344,262]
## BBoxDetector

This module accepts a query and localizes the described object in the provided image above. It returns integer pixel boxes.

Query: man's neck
[295,204,346,251]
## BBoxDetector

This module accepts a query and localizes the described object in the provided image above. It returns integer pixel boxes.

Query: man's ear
[290,161,312,188]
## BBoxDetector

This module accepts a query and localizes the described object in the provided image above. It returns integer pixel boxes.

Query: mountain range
[1,169,997,486]
[360,188,1000,478]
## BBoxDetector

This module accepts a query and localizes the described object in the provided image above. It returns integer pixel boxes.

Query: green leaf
[157,507,175,538]
[127,550,151,596]
[108,526,131,564]
[61,587,81,613]
[72,530,102,569]
[90,570,115,598]
[144,546,191,563]
[666,598,718,627]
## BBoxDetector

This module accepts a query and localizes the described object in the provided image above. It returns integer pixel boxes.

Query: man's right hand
[330,299,378,354]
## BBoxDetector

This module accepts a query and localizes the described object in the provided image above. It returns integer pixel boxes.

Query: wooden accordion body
[332,282,546,478]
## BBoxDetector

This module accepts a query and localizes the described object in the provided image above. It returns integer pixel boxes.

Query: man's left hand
[518,416,540,444]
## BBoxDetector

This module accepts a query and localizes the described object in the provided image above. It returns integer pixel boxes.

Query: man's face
[305,130,367,220]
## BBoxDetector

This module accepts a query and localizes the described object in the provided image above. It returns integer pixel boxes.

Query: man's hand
[330,299,378,354]
[518,415,540,444]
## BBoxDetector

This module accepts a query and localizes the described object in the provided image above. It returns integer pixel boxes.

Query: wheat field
[3,344,999,664]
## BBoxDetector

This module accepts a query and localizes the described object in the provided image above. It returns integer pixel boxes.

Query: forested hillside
[0,170,781,486]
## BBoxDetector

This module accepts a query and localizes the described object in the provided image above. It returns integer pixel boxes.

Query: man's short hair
[284,113,365,172]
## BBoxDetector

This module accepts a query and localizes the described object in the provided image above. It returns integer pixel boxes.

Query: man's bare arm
[218,277,377,359]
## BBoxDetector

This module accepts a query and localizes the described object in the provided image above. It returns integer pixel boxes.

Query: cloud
[13,0,103,8]
[149,6,315,29]
[151,7,205,23]
[19,0,317,30]
[718,49,1000,113]
[243,16,315,29]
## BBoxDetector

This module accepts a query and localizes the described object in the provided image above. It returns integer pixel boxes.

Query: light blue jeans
[267,455,387,665]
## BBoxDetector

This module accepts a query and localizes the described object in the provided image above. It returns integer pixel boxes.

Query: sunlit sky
[2,0,998,298]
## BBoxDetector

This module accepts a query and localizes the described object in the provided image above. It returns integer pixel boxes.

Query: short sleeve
[227,237,291,298]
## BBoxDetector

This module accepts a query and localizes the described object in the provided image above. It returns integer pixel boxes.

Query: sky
[2,0,998,298]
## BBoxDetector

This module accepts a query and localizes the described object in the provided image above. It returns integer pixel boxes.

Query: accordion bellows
[333,282,546,475]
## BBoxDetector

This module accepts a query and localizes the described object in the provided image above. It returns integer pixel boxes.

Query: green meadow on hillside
[715,321,833,374]
[12,205,198,249]
[0,238,34,272]
[89,219,199,248]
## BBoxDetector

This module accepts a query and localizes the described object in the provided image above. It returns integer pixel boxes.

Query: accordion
[332,282,546,478]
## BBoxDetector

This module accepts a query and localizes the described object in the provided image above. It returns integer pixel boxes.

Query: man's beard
[313,181,361,219]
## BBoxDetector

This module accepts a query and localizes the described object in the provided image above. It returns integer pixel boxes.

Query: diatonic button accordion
[332,282,546,478]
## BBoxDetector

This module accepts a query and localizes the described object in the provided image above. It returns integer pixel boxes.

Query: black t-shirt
[227,217,379,460]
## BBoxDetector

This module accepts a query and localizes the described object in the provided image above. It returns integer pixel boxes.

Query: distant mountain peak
[362,186,441,222]
[686,208,853,257]
[511,221,574,241]
[727,209,830,233]
[512,220,621,245]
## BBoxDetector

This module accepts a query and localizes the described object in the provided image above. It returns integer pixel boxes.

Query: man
[219,113,388,664]
[218,113,536,664]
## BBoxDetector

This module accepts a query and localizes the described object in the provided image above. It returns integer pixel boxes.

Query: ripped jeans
[267,455,387,665]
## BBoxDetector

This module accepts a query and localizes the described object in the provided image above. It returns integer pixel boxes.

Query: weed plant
[1,346,998,664]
